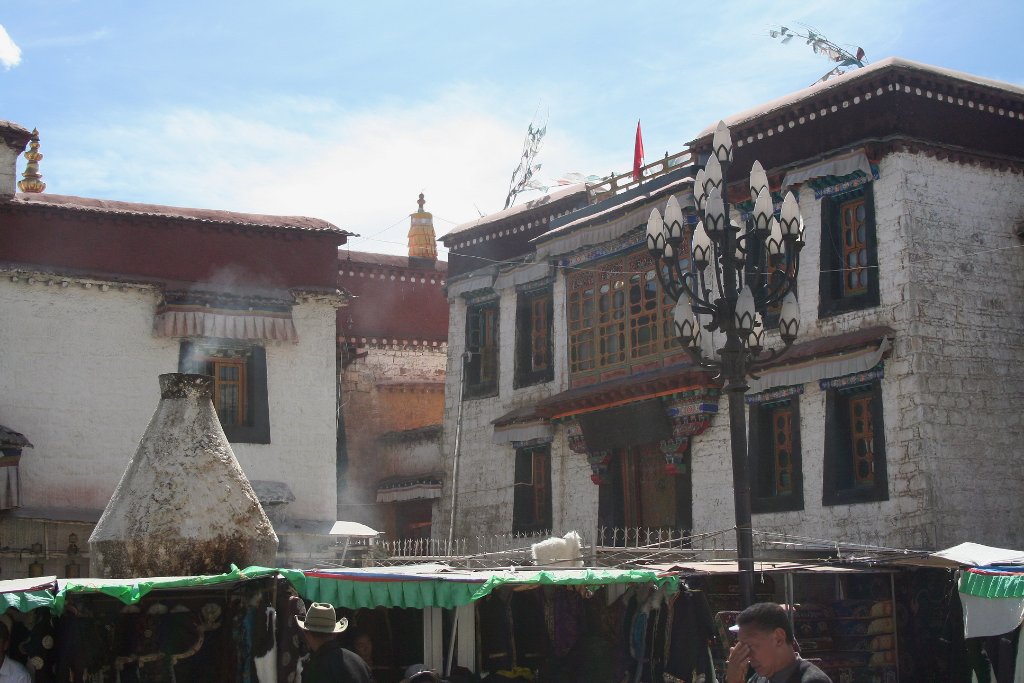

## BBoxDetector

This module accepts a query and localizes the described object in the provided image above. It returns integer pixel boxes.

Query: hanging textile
[664,591,717,683]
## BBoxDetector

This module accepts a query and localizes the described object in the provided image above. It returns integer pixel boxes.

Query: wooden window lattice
[529,293,550,372]
[840,196,869,296]
[567,249,686,376]
[771,406,794,495]
[849,394,875,485]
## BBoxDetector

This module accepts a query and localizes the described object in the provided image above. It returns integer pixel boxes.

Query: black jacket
[302,640,372,683]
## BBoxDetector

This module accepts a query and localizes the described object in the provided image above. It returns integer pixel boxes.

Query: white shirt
[0,656,31,683]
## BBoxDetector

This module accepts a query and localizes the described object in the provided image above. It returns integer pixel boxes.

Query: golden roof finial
[408,193,437,260]
[18,128,45,194]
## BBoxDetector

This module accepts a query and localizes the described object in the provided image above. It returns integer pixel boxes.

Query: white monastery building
[436,58,1024,554]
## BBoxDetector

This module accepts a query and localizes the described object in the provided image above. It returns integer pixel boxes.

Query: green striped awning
[52,565,306,614]
[301,567,680,610]
[0,577,57,615]
[0,565,681,615]
[960,569,1024,598]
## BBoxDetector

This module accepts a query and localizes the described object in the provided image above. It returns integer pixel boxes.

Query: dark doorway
[597,444,691,541]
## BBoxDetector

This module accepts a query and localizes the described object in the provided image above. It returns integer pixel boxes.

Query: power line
[354,233,1024,279]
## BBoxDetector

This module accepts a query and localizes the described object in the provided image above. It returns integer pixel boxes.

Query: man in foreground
[725,603,832,683]
[296,602,373,683]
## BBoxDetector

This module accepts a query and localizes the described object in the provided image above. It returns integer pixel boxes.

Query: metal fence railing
[367,527,721,569]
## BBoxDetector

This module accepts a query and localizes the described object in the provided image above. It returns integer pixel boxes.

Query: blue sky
[2,1,1022,256]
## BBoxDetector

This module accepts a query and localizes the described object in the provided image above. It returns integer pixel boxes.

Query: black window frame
[464,299,499,399]
[512,444,552,533]
[822,380,888,505]
[514,285,555,389]
[746,235,795,331]
[178,340,270,444]
[818,185,881,318]
[748,396,804,513]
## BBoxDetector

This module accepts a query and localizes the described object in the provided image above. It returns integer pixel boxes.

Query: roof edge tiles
[339,250,448,273]
[690,57,1024,145]
[0,120,34,151]
[4,193,350,234]
[440,184,587,243]
[535,166,696,245]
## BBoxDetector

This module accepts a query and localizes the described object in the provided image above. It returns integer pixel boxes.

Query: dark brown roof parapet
[340,250,447,273]
[771,325,894,368]
[536,366,719,420]
[4,193,351,235]
[534,325,894,420]
[0,120,33,152]
[492,404,548,428]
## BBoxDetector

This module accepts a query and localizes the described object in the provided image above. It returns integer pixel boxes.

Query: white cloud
[24,28,110,49]
[46,87,620,258]
[0,25,22,69]
[30,0,930,259]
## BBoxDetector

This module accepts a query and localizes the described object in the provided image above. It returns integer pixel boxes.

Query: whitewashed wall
[0,277,340,523]
[888,154,1024,549]
[440,276,599,540]
[234,295,340,521]
[690,152,1024,551]
[440,152,1024,551]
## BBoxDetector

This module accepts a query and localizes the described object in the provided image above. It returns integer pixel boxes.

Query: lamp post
[647,121,804,607]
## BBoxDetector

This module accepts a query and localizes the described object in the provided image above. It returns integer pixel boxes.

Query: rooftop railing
[586,149,695,204]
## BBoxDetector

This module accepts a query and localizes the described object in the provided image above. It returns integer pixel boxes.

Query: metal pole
[726,373,755,607]
[447,352,470,548]
[445,608,459,677]
[718,167,756,609]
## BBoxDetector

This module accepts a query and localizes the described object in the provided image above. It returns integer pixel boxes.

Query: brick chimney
[0,120,33,197]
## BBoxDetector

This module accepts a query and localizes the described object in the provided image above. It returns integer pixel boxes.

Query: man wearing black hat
[296,602,372,683]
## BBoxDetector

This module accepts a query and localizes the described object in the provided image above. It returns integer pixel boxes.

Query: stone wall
[339,343,446,528]
[439,276,599,541]
[706,153,1024,551]
[234,295,340,521]
[891,153,1024,548]
[439,151,1024,552]
[0,275,341,523]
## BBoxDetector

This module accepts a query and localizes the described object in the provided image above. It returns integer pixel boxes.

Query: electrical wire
[352,233,1024,279]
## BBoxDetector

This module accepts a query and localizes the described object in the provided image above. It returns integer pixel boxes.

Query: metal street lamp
[647,121,804,607]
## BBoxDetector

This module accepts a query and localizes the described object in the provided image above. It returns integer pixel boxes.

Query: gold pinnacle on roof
[408,192,438,260]
[18,129,45,194]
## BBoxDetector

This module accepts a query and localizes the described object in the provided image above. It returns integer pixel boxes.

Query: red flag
[632,120,644,181]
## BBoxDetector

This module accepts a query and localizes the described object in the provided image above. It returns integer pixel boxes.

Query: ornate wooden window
[513,445,552,533]
[749,396,803,513]
[515,286,554,388]
[629,270,661,358]
[840,196,870,296]
[597,277,627,366]
[211,358,246,427]
[848,394,875,486]
[567,273,596,373]
[179,341,270,444]
[823,380,888,505]
[567,249,685,379]
[465,301,499,397]
[819,186,880,317]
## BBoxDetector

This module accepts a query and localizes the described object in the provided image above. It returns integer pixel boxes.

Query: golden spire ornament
[18,129,45,193]
[407,192,438,260]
